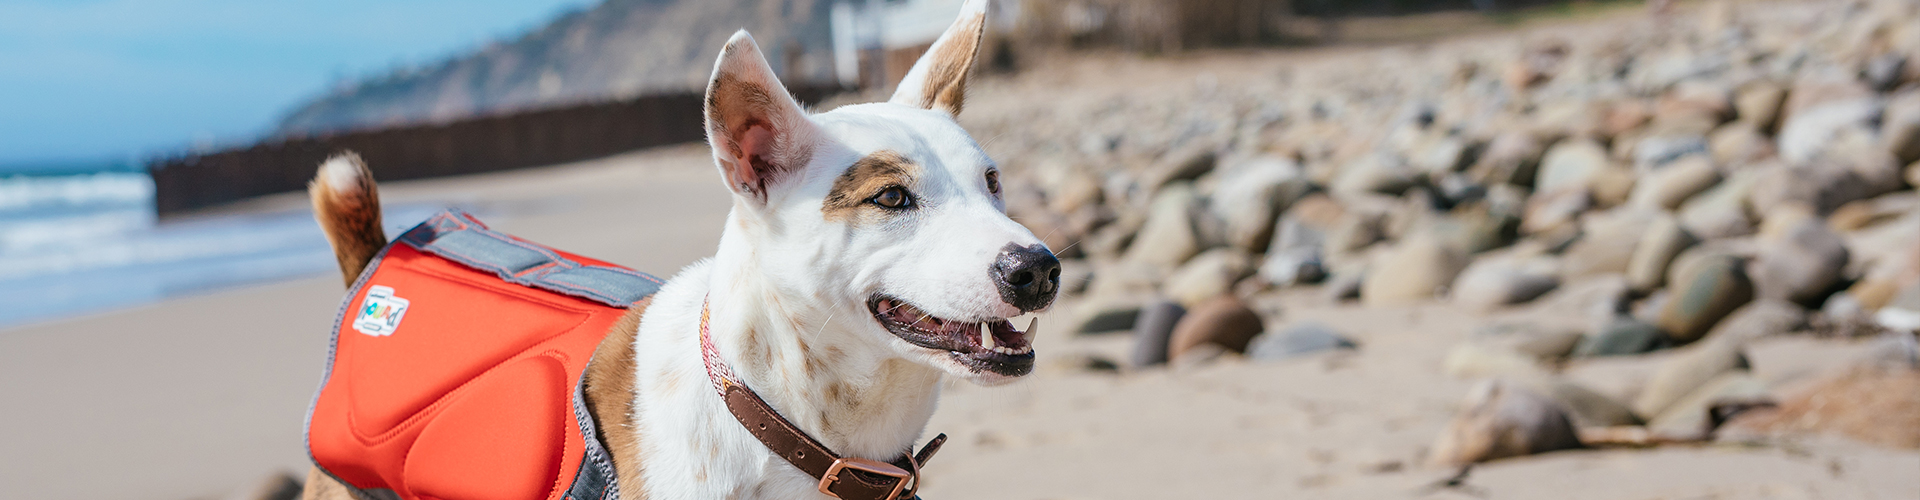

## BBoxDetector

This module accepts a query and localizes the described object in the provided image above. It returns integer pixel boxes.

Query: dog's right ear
[704,30,817,204]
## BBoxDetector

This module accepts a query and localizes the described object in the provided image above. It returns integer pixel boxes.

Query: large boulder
[1163,248,1255,306]
[1881,89,1920,164]
[1656,254,1756,344]
[1573,317,1669,357]
[1631,340,1751,418]
[1521,187,1592,236]
[1561,208,1659,278]
[1749,219,1849,305]
[1628,155,1721,210]
[1517,377,1645,427]
[1627,214,1698,292]
[1331,154,1420,199]
[1430,380,1583,465]
[1129,301,1185,367]
[1535,138,1615,195]
[1246,322,1358,361]
[1469,131,1546,187]
[1708,121,1775,166]
[1646,373,1771,440]
[1703,299,1809,344]
[1677,168,1763,238]
[1259,215,1330,287]
[1750,146,1904,214]
[1361,233,1471,306]
[1141,144,1219,194]
[1734,81,1787,132]
[1125,183,1203,268]
[1208,155,1314,253]
[1453,256,1561,312]
[1166,295,1265,361]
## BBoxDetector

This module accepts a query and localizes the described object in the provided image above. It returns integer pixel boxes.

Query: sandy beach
[0,146,732,500]
[7,2,1920,499]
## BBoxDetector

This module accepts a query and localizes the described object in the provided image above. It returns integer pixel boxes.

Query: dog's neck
[700,213,945,459]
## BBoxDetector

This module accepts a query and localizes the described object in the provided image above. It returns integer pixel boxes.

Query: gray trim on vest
[397,210,662,307]
[566,372,624,500]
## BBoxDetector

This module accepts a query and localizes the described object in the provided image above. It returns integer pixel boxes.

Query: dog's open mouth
[868,295,1034,377]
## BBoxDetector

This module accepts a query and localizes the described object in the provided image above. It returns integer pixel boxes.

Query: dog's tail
[309,152,387,286]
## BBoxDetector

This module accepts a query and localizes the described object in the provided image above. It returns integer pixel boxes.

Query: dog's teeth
[1025,317,1039,338]
[979,322,994,349]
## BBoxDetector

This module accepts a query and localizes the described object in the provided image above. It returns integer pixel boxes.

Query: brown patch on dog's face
[911,14,983,115]
[823,150,919,222]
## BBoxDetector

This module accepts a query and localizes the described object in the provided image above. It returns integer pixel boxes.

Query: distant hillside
[278,0,839,136]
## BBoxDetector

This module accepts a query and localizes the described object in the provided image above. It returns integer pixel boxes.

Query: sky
[0,0,599,170]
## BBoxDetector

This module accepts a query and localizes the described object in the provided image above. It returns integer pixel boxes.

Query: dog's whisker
[1052,238,1083,256]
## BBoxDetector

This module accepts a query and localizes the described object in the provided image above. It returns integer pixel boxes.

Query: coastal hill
[275,0,840,136]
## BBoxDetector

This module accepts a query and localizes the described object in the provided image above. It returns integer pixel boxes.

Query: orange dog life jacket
[306,210,659,500]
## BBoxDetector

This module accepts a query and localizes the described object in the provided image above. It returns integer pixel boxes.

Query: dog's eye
[870,186,914,209]
[985,170,1001,196]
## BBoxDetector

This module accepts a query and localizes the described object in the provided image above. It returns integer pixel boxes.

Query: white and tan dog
[303,1,1059,498]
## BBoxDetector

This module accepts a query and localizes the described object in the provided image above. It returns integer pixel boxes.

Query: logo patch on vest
[353,285,411,337]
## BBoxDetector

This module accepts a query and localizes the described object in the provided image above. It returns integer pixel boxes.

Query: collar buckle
[818,457,912,500]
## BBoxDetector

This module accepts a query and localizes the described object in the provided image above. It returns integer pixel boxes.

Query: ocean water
[0,169,443,328]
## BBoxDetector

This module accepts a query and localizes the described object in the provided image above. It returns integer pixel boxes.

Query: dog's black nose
[991,243,1060,312]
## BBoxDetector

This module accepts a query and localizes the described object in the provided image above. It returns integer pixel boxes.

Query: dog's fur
[302,1,1052,498]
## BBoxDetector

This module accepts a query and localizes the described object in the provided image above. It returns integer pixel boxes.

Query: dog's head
[701,0,1055,385]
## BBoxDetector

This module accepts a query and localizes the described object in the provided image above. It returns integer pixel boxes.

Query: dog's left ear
[889,0,988,116]
[705,30,817,203]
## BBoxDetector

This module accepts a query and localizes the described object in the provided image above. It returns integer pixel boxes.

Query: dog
[302,1,1059,498]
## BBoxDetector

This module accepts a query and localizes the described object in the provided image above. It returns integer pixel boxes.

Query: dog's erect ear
[705,30,816,203]
[889,0,988,116]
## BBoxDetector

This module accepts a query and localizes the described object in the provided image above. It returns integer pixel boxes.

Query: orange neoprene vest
[306,210,658,500]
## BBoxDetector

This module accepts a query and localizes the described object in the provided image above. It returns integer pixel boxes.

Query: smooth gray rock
[1209,155,1312,253]
[1677,169,1762,239]
[1645,373,1770,440]
[1470,131,1546,187]
[1128,301,1185,367]
[1632,340,1751,418]
[1125,183,1203,268]
[1562,208,1658,278]
[1749,220,1848,305]
[1656,254,1755,344]
[1536,138,1613,194]
[1163,248,1255,307]
[1704,299,1809,344]
[1471,323,1585,362]
[1518,377,1645,427]
[1430,379,1583,465]
[1246,322,1358,361]
[1168,295,1265,360]
[1453,258,1560,312]
[1628,155,1720,210]
[1362,233,1470,306]
[1258,217,1328,287]
[1574,317,1668,357]
[1777,98,1880,164]
[1626,214,1697,292]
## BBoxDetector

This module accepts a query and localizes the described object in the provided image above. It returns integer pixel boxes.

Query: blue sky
[0,0,598,169]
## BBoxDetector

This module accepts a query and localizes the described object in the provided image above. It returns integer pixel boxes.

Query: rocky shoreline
[966,0,1920,466]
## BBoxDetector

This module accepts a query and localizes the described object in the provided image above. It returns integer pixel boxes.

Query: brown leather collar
[699,299,946,500]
